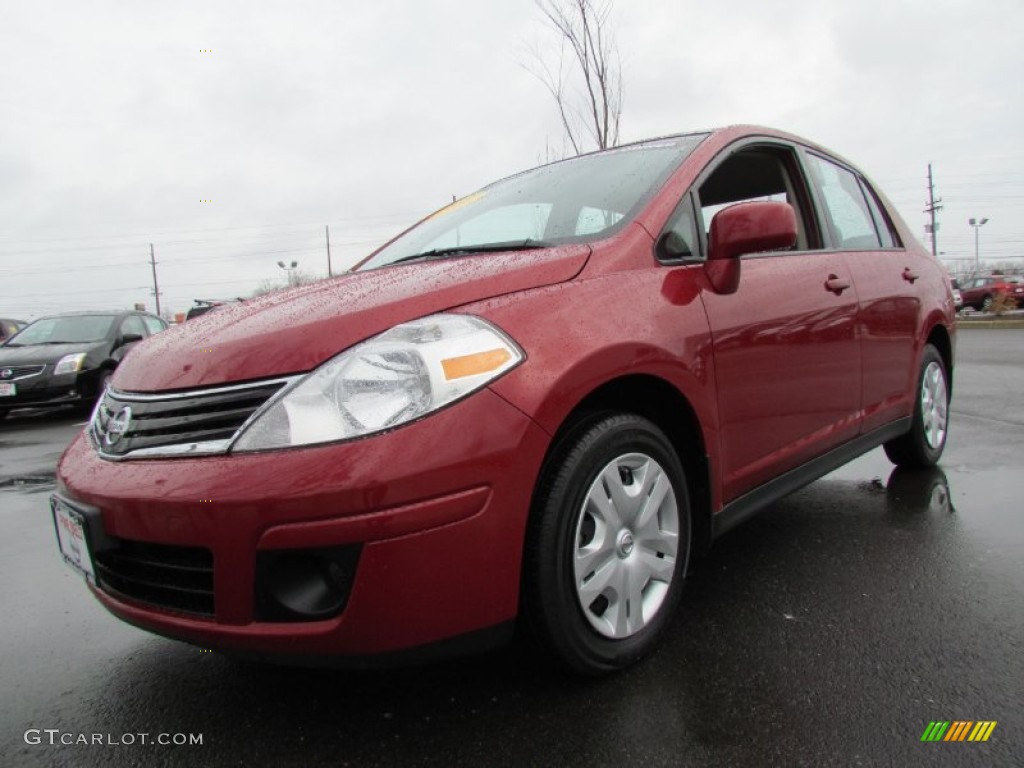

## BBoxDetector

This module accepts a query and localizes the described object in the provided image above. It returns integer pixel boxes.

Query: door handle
[902,268,919,283]
[825,275,850,295]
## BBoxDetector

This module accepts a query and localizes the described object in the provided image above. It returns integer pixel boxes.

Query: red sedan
[53,126,955,674]
[960,275,1023,311]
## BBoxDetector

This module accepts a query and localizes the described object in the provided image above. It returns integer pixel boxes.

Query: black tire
[74,370,112,417]
[94,370,113,404]
[884,344,949,468]
[0,409,8,421]
[522,413,691,675]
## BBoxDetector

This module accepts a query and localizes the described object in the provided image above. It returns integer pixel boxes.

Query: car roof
[31,310,155,321]
[618,125,854,165]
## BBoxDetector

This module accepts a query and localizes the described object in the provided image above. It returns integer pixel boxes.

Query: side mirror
[120,333,144,345]
[708,201,797,261]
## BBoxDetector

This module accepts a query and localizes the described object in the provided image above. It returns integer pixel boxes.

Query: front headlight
[54,353,87,375]
[231,313,523,452]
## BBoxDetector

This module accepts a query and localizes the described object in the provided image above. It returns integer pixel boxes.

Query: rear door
[802,152,921,434]
[695,142,862,502]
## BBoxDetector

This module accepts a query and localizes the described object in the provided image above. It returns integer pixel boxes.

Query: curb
[956,319,1024,329]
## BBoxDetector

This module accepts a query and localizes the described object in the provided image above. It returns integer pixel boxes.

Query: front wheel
[884,344,949,468]
[522,413,691,674]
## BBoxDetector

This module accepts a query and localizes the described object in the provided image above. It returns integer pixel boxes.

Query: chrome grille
[90,377,295,459]
[0,364,45,380]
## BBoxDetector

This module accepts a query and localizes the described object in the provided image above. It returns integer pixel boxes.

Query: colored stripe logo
[921,721,997,742]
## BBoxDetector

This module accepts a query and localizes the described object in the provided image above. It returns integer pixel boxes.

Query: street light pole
[968,218,989,275]
[277,260,298,287]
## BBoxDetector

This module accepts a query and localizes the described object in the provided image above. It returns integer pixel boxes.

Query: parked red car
[53,126,955,673]
[1002,276,1024,306]
[960,275,1022,311]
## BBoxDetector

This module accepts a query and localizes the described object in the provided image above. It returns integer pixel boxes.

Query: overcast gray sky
[1,0,1022,320]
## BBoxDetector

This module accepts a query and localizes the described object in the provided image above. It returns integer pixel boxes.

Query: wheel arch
[530,373,714,556]
[925,322,954,392]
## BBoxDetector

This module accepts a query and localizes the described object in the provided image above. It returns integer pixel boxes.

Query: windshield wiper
[386,239,552,267]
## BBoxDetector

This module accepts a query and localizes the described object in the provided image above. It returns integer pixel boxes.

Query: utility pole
[149,243,162,316]
[924,163,942,258]
[325,225,333,277]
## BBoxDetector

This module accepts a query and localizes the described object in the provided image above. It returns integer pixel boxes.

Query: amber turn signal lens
[441,348,513,380]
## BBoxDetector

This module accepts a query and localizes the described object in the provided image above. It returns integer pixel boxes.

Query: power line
[0,242,382,275]
[0,228,396,256]
[0,210,428,247]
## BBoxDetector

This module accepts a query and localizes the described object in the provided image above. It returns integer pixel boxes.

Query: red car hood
[115,246,590,392]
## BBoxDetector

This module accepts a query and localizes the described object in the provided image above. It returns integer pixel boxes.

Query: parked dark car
[53,126,955,674]
[0,318,26,343]
[960,275,1022,311]
[0,310,166,419]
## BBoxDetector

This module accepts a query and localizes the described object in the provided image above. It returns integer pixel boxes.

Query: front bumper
[0,368,101,410]
[56,388,550,659]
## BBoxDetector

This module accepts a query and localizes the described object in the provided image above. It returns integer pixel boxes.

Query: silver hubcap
[573,453,679,639]
[921,361,948,450]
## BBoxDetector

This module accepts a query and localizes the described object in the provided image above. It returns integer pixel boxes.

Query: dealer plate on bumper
[51,496,96,583]
[0,382,15,396]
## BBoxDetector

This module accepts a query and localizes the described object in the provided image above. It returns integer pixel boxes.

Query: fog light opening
[256,545,361,622]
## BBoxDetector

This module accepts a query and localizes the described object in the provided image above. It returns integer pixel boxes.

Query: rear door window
[120,315,147,338]
[805,154,882,250]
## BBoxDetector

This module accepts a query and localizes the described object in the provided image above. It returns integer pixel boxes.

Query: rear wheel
[884,344,949,468]
[523,413,691,674]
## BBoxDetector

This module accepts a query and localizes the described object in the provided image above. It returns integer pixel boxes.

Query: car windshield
[7,315,116,345]
[356,134,707,271]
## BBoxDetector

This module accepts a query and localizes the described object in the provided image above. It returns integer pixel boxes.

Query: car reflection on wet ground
[1,330,1020,767]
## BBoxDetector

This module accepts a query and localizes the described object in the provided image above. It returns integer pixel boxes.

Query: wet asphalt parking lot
[1,328,1021,767]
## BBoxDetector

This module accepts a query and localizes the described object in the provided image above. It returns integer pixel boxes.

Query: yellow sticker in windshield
[427,191,486,219]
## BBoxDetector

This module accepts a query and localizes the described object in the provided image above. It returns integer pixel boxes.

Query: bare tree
[524,0,623,156]
[250,269,322,297]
